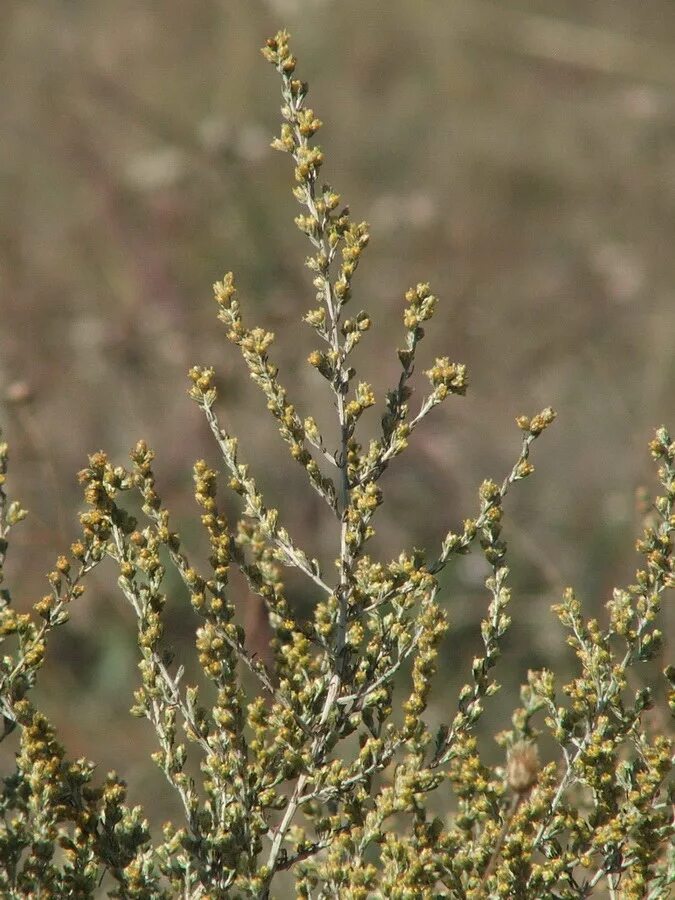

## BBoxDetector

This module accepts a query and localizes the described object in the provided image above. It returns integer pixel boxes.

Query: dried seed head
[507,741,539,794]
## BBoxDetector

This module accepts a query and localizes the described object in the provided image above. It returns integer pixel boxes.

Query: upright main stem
[261,70,353,896]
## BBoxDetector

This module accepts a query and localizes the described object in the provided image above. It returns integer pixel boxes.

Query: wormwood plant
[0,29,673,899]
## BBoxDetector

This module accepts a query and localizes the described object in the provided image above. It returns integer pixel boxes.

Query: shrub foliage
[0,30,672,899]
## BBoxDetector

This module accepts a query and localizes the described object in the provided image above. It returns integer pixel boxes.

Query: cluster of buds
[403,282,438,331]
[516,407,557,437]
[425,356,468,400]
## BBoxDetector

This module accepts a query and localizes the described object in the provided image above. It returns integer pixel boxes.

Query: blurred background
[1,0,674,843]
